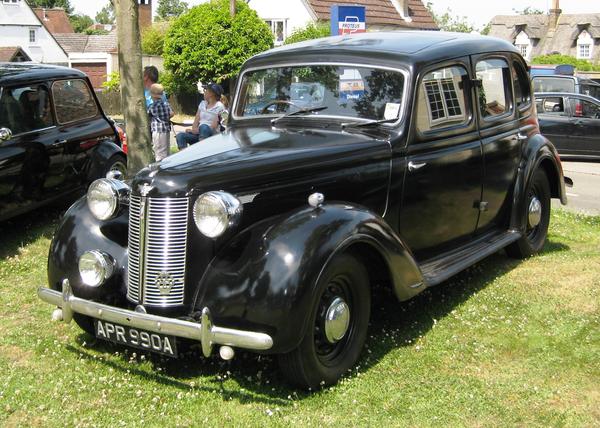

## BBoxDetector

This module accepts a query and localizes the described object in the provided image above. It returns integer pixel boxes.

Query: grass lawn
[0,208,598,427]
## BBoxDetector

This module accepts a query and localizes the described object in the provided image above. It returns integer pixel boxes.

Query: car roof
[0,63,86,86]
[534,92,600,104]
[532,74,600,87]
[244,31,519,70]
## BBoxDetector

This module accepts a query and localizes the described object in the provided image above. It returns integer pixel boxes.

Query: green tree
[96,1,115,25]
[163,0,273,93]
[26,0,73,14]
[156,0,188,20]
[141,22,169,55]
[284,22,330,45]
[426,2,474,33]
[532,54,600,72]
[69,13,93,33]
[513,7,544,15]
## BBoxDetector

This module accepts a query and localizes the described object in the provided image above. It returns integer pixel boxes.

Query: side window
[569,99,600,119]
[417,65,469,133]
[52,79,98,124]
[476,58,512,118]
[512,61,531,109]
[541,97,566,116]
[0,84,53,135]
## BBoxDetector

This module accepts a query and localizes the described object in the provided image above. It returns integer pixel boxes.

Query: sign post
[330,5,366,36]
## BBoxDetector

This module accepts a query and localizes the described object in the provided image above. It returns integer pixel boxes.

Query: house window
[265,20,286,46]
[514,31,531,60]
[577,30,593,60]
[2,0,20,3]
[417,65,468,132]
[29,28,36,44]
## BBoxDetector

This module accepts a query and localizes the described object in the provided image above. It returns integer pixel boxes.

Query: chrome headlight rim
[87,178,130,221]
[78,250,115,287]
[193,191,243,238]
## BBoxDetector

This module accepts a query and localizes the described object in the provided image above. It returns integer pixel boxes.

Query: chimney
[549,0,561,30]
[138,0,152,29]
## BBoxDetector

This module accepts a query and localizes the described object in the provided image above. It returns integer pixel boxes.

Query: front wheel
[102,154,127,179]
[506,169,551,258]
[278,253,370,389]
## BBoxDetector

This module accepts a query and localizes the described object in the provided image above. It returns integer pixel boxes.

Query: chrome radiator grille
[127,195,189,307]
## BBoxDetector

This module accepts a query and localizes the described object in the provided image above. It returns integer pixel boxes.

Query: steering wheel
[260,100,302,114]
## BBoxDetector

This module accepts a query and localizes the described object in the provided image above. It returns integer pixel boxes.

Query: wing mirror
[0,127,12,142]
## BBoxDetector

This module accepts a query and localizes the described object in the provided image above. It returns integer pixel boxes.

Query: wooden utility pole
[230,0,235,17]
[115,0,153,176]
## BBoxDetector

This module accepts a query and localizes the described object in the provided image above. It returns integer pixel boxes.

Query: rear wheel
[278,253,370,389]
[506,169,551,258]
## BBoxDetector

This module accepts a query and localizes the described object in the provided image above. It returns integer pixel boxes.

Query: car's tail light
[116,124,128,154]
[574,102,583,117]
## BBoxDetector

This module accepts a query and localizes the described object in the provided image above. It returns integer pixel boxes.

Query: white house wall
[0,2,67,64]
[247,0,315,40]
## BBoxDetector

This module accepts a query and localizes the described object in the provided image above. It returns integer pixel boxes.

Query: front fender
[511,134,567,231]
[47,196,129,303]
[193,203,423,354]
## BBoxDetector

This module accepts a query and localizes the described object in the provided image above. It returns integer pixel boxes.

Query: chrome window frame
[232,62,410,128]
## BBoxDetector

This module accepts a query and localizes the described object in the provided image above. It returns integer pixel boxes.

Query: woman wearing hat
[176,83,226,149]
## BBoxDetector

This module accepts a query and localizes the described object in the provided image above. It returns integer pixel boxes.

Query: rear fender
[192,203,423,353]
[511,133,567,231]
[86,140,125,182]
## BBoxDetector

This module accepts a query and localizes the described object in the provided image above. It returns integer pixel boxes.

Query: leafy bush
[163,0,273,93]
[101,72,120,93]
[284,22,330,45]
[532,54,600,72]
[69,13,93,33]
[141,22,170,56]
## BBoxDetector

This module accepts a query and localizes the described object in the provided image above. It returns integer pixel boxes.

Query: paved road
[553,161,600,216]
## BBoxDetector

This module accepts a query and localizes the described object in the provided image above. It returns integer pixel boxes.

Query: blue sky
[70,0,599,30]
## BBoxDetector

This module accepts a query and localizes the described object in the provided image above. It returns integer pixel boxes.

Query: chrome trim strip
[232,61,410,127]
[38,280,274,356]
[138,195,148,304]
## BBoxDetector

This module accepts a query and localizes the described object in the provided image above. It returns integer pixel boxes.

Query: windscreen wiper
[270,106,328,125]
[341,117,398,129]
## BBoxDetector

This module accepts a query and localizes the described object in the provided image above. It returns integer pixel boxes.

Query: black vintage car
[0,63,126,221]
[38,32,567,389]
[536,92,600,160]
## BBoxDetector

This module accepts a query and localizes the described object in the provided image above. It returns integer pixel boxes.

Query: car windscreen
[235,65,405,121]
[532,77,575,93]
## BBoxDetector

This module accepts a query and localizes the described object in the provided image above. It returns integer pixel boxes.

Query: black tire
[73,313,96,337]
[278,253,370,389]
[506,169,551,259]
[102,154,127,178]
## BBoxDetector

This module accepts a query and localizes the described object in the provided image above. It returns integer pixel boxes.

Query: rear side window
[52,79,98,124]
[476,58,511,118]
[0,84,53,135]
[416,65,469,133]
[512,61,531,108]
[532,77,575,93]
[568,98,600,119]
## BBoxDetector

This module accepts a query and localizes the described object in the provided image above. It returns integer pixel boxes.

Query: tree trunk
[115,0,153,177]
[230,0,235,17]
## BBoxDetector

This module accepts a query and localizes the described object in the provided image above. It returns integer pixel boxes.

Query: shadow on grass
[62,238,570,404]
[0,199,71,259]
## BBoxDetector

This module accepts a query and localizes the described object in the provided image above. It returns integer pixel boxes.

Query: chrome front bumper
[37,279,273,357]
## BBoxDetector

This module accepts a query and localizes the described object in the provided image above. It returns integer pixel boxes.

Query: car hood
[132,125,391,197]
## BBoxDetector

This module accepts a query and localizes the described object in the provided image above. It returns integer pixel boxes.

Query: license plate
[94,320,177,357]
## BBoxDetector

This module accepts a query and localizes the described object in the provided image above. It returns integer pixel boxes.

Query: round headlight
[87,178,129,220]
[79,250,114,287]
[193,191,242,238]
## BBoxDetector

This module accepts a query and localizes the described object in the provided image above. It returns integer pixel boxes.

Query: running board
[420,230,522,286]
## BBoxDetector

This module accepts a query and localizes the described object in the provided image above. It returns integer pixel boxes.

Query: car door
[0,82,63,220]
[472,55,523,233]
[400,60,483,261]
[50,78,114,190]
[536,95,573,153]
[567,96,600,158]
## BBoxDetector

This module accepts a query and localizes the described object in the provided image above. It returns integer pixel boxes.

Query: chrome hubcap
[528,196,542,228]
[324,297,350,343]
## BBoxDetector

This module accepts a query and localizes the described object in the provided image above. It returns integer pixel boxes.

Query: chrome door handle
[516,133,528,141]
[52,139,67,147]
[408,161,427,172]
